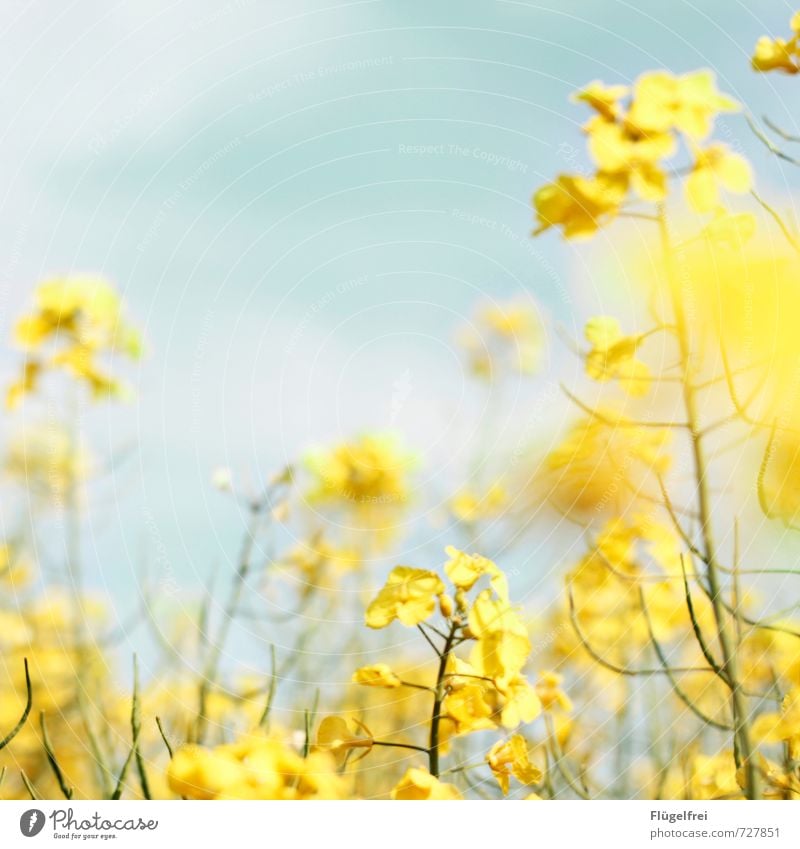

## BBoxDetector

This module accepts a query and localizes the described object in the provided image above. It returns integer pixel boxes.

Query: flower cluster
[7,276,142,409]
[534,71,748,239]
[167,733,348,800]
[752,13,800,74]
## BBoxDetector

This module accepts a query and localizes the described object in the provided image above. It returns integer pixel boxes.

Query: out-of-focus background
[1,0,798,631]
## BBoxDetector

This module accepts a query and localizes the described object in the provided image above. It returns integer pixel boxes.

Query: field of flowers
[3,11,800,802]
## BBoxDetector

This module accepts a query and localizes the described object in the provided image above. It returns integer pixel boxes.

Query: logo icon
[20,810,45,837]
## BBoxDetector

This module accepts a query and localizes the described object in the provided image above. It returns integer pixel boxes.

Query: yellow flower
[626,70,739,140]
[752,688,800,746]
[457,300,544,378]
[752,15,800,74]
[4,423,92,502]
[486,735,542,794]
[390,767,463,800]
[444,546,508,599]
[8,276,142,408]
[584,316,650,396]
[168,734,348,800]
[352,664,402,689]
[492,674,542,729]
[315,715,373,767]
[685,145,752,213]
[544,412,671,516]
[305,433,413,509]
[572,81,629,121]
[752,36,800,74]
[449,481,508,523]
[586,117,674,201]
[533,172,626,240]
[365,566,445,628]
[468,591,533,687]
[535,670,574,713]
[441,682,496,736]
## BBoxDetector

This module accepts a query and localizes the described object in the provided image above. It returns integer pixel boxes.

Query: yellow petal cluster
[584,316,650,396]
[534,69,742,240]
[167,733,348,800]
[752,14,800,73]
[7,276,142,409]
[365,566,445,628]
[486,734,542,795]
[390,767,463,800]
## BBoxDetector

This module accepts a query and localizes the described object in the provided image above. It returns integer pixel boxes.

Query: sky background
[1,0,800,650]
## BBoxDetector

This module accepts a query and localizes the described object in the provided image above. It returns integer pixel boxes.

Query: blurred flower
[752,14,800,73]
[390,767,462,800]
[543,412,671,516]
[584,316,650,396]
[449,481,508,523]
[7,276,142,409]
[168,733,347,799]
[571,81,629,121]
[457,300,544,378]
[685,144,752,212]
[305,433,413,510]
[535,670,574,713]
[533,172,626,240]
[626,70,739,140]
[4,423,92,503]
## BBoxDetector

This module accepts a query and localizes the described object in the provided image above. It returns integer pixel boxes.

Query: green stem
[428,621,458,778]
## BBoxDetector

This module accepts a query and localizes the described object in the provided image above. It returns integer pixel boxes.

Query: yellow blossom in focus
[486,734,542,794]
[584,316,650,396]
[685,145,752,213]
[352,664,402,689]
[365,566,445,628]
[444,546,508,599]
[390,767,463,800]
[315,715,374,767]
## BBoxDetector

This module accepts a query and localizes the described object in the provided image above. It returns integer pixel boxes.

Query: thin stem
[373,740,430,754]
[429,621,458,778]
[40,712,74,799]
[0,659,32,750]
[196,500,266,743]
[155,717,174,759]
[131,655,151,800]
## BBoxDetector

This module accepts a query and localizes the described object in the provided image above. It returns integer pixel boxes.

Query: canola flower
[456,299,544,379]
[534,71,746,239]
[7,276,142,409]
[335,547,546,789]
[752,13,800,74]
[5,22,800,805]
